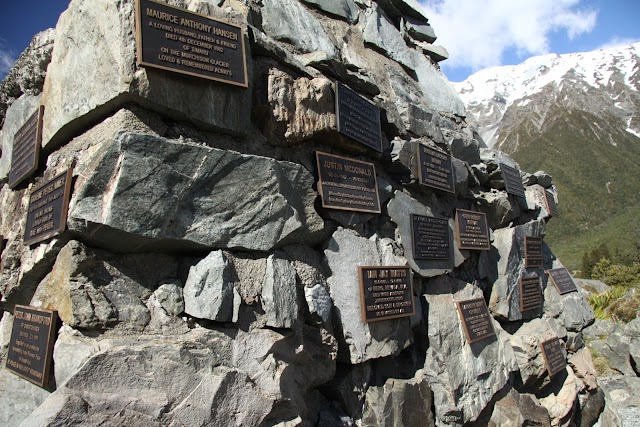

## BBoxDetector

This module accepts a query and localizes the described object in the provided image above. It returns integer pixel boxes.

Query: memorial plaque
[501,163,525,199]
[316,151,381,214]
[359,266,414,322]
[8,106,43,189]
[135,0,247,86]
[410,214,451,260]
[455,209,491,251]
[540,337,567,377]
[520,275,542,312]
[417,144,455,193]
[545,190,559,217]
[456,297,496,344]
[335,81,382,152]
[525,236,544,268]
[6,305,57,387]
[547,268,578,295]
[24,169,73,246]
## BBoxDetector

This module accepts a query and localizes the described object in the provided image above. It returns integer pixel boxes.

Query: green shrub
[588,286,628,320]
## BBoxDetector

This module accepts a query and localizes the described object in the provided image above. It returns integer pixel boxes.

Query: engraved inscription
[520,275,542,312]
[336,81,382,152]
[24,169,73,245]
[525,236,544,268]
[501,163,526,199]
[9,106,43,189]
[547,268,578,295]
[417,144,455,193]
[359,266,414,322]
[545,190,559,217]
[456,297,496,344]
[411,214,450,260]
[541,337,567,377]
[455,209,490,250]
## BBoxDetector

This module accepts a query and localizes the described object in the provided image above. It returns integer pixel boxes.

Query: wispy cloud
[0,39,16,78]
[596,37,640,51]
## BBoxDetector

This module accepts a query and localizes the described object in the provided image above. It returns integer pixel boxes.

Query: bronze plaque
[316,151,381,214]
[8,106,43,189]
[410,214,450,260]
[6,305,57,388]
[501,163,525,199]
[359,266,414,322]
[135,0,248,86]
[547,268,578,295]
[24,169,73,246]
[545,190,559,217]
[417,144,455,193]
[520,275,542,312]
[455,209,490,250]
[541,337,567,377]
[525,236,543,268]
[335,81,382,152]
[456,297,496,344]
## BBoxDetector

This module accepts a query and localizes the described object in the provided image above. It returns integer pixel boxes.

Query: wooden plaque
[540,337,567,377]
[417,144,455,193]
[8,106,43,189]
[24,169,73,245]
[456,297,496,344]
[501,163,525,199]
[545,190,559,217]
[335,81,382,152]
[6,305,57,388]
[455,209,490,250]
[547,268,578,295]
[316,151,381,214]
[525,236,543,268]
[520,275,542,312]
[410,214,450,260]
[135,0,248,87]
[359,266,414,322]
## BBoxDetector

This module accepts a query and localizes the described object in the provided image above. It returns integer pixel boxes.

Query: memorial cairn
[0,0,600,426]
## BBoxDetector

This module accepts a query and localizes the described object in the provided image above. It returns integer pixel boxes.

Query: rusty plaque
[6,305,57,388]
[135,0,248,86]
[359,266,414,322]
[456,297,496,344]
[417,144,455,193]
[547,268,578,295]
[501,163,525,199]
[455,209,490,251]
[410,214,450,260]
[520,275,542,312]
[525,236,544,268]
[24,169,73,246]
[316,151,381,214]
[8,106,43,189]
[545,190,559,217]
[540,337,567,377]
[335,81,382,152]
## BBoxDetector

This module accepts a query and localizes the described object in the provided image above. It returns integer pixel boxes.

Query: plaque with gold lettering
[411,214,451,260]
[546,268,578,295]
[520,275,542,312]
[525,236,543,268]
[501,163,525,199]
[417,144,455,193]
[24,169,73,246]
[455,209,490,250]
[8,106,43,189]
[336,81,382,152]
[135,0,247,86]
[545,190,559,217]
[456,297,496,344]
[541,337,567,377]
[6,305,57,388]
[359,266,414,322]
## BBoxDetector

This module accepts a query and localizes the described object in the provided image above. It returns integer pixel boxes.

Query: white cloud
[0,46,16,78]
[596,37,640,51]
[420,0,597,72]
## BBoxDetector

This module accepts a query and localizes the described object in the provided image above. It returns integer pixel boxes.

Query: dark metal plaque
[135,0,247,87]
[455,209,490,250]
[8,106,43,189]
[6,305,57,388]
[520,275,542,312]
[545,190,559,217]
[316,151,381,214]
[410,214,450,260]
[540,337,567,377]
[456,297,496,344]
[24,169,73,246]
[546,268,578,295]
[501,163,525,199]
[417,144,455,193]
[359,266,414,322]
[525,236,544,268]
[335,81,382,152]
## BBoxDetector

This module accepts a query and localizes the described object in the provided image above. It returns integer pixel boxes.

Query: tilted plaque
[6,305,57,387]
[24,169,73,245]
[335,81,382,152]
[135,0,248,86]
[417,144,455,193]
[500,163,525,199]
[456,297,496,344]
[525,236,543,268]
[520,275,542,312]
[410,214,450,260]
[540,337,567,377]
[455,209,491,250]
[316,151,381,214]
[545,190,559,217]
[359,266,414,322]
[8,106,43,189]
[546,268,578,295]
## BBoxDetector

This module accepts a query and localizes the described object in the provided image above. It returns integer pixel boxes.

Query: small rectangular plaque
[316,151,381,214]
[541,337,567,377]
[501,163,525,199]
[545,190,559,217]
[359,266,414,322]
[335,81,382,152]
[520,275,542,312]
[8,106,43,189]
[525,236,543,268]
[455,209,490,250]
[6,305,57,388]
[547,268,578,295]
[417,144,455,193]
[410,214,450,260]
[456,297,496,344]
[135,0,247,87]
[24,169,73,246]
